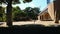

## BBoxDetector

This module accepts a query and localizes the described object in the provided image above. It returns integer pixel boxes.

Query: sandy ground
[0,20,60,27]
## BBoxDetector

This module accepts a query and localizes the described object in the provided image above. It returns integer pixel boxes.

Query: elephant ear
[23,0,32,3]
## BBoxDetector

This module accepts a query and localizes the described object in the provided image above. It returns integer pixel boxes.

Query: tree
[24,7,33,20]
[0,6,5,22]
[31,7,40,20]
[0,0,32,26]
[32,7,40,15]
[24,7,40,20]
[24,7,32,12]
[12,6,24,21]
[0,6,3,21]
[23,0,32,3]
[54,0,60,23]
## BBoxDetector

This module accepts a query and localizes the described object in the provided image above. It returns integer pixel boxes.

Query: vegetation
[12,6,28,21]
[0,0,41,26]
[24,7,40,20]
[12,7,40,21]
[0,6,40,22]
[0,6,6,22]
[5,0,32,26]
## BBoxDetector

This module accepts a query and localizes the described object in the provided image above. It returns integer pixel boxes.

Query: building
[38,0,60,23]
[39,8,52,21]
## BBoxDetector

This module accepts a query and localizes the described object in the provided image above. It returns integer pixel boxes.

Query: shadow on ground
[0,24,60,33]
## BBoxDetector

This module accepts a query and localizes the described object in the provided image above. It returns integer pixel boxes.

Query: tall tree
[0,0,32,26]
[12,6,23,21]
[24,7,33,19]
[54,0,60,23]
[31,7,40,20]
[0,6,3,21]
[32,7,40,15]
[24,7,40,20]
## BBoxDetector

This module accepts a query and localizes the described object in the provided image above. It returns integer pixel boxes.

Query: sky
[16,0,47,11]
[16,0,53,11]
[2,0,53,11]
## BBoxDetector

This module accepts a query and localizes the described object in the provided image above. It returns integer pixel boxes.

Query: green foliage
[32,7,40,14]
[23,0,32,3]
[0,6,40,22]
[0,0,39,22]
[0,6,6,22]
[12,6,28,21]
[12,0,20,4]
[0,0,32,4]
[24,7,40,20]
[12,6,40,21]
[0,0,20,4]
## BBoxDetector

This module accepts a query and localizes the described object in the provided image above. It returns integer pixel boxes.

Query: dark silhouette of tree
[31,7,40,20]
[0,6,3,21]
[32,7,40,14]
[54,0,60,23]
[23,0,32,3]
[0,6,5,22]
[12,6,26,21]
[24,7,40,20]
[24,7,33,20]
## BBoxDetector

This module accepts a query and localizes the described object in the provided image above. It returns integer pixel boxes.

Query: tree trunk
[6,0,12,26]
[55,10,59,23]
[54,0,60,23]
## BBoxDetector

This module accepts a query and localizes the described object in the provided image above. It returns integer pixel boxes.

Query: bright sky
[17,0,53,11]
[2,0,53,11]
[15,0,47,11]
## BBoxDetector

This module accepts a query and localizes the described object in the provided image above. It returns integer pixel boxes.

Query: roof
[38,8,48,15]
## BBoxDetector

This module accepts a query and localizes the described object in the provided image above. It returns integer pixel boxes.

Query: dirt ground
[0,20,60,27]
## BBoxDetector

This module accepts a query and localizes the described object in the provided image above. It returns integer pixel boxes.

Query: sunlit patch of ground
[0,20,60,27]
[0,22,7,27]
[36,20,60,27]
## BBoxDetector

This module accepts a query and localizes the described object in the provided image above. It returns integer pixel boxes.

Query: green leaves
[24,7,40,20]
[0,0,20,4]
[0,0,32,4]
[12,0,20,4]
[0,0,5,2]
[0,6,6,22]
[23,0,32,3]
